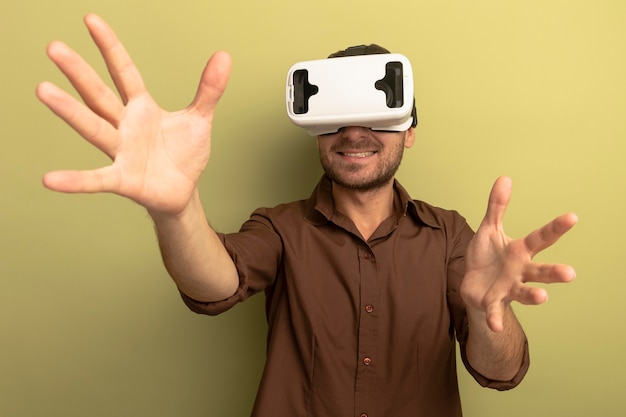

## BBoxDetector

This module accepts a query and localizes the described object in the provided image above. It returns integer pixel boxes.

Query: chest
[272,223,452,336]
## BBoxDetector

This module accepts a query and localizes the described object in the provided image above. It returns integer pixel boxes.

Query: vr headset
[286,53,417,136]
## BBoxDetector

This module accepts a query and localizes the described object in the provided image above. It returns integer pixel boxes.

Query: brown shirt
[182,176,529,417]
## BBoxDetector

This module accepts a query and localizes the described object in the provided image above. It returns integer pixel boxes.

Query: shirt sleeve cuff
[178,272,248,316]
[459,336,531,391]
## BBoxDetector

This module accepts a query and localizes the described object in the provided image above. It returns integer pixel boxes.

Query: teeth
[343,152,374,158]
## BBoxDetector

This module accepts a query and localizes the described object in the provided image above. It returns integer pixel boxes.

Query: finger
[481,176,512,227]
[523,262,576,284]
[83,14,146,103]
[45,41,124,126]
[190,50,233,117]
[510,283,549,305]
[43,166,120,194]
[524,212,579,255]
[36,81,119,158]
[485,301,505,333]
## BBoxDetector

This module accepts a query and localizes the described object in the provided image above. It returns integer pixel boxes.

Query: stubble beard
[319,142,405,191]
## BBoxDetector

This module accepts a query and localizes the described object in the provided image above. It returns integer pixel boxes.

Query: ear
[404,127,416,148]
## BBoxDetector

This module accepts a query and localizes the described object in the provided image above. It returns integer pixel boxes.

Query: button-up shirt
[182,176,529,417]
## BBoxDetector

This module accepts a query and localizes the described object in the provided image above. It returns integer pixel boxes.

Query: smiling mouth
[339,151,376,158]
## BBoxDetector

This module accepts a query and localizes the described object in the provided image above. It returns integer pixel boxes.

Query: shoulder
[240,200,309,232]
[252,200,308,219]
[410,199,471,231]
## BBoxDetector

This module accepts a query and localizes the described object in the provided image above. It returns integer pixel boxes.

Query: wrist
[148,189,202,224]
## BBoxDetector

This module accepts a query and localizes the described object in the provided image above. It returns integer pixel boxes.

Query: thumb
[190,50,233,116]
[482,176,513,227]
[42,166,119,194]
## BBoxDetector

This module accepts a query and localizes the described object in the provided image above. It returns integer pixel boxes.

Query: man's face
[317,126,415,191]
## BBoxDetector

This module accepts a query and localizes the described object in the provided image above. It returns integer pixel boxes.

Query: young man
[37,14,578,417]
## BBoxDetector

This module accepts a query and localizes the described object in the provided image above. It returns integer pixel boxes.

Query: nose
[339,126,370,139]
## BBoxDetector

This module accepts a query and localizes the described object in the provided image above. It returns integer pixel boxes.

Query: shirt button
[365,304,374,313]
[360,414,368,417]
[363,253,372,260]
[363,357,372,366]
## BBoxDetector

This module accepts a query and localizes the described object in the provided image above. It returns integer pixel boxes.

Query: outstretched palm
[37,14,232,215]
[461,176,578,332]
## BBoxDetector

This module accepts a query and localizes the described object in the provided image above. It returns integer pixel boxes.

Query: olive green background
[2,0,624,416]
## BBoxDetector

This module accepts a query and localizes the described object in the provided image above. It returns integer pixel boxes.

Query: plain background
[2,0,624,416]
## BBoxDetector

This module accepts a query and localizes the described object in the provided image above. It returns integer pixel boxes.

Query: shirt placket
[354,243,378,417]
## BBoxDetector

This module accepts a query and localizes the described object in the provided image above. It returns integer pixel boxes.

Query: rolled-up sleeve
[459,336,530,391]
[179,208,283,316]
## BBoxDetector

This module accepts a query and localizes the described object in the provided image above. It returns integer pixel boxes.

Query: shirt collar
[304,175,442,230]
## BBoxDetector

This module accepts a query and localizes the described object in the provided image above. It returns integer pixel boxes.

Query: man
[37,14,578,417]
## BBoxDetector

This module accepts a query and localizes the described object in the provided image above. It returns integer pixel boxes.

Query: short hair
[327,44,391,58]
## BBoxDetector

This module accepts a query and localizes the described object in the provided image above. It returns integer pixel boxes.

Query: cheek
[316,140,330,164]
[316,137,329,152]
[316,136,336,155]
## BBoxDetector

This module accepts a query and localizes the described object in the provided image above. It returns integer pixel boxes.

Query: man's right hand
[37,14,232,216]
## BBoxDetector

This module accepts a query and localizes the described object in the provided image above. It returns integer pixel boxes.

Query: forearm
[465,305,526,381]
[150,190,239,302]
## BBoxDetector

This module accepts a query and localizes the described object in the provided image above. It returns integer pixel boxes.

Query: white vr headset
[286,53,417,136]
